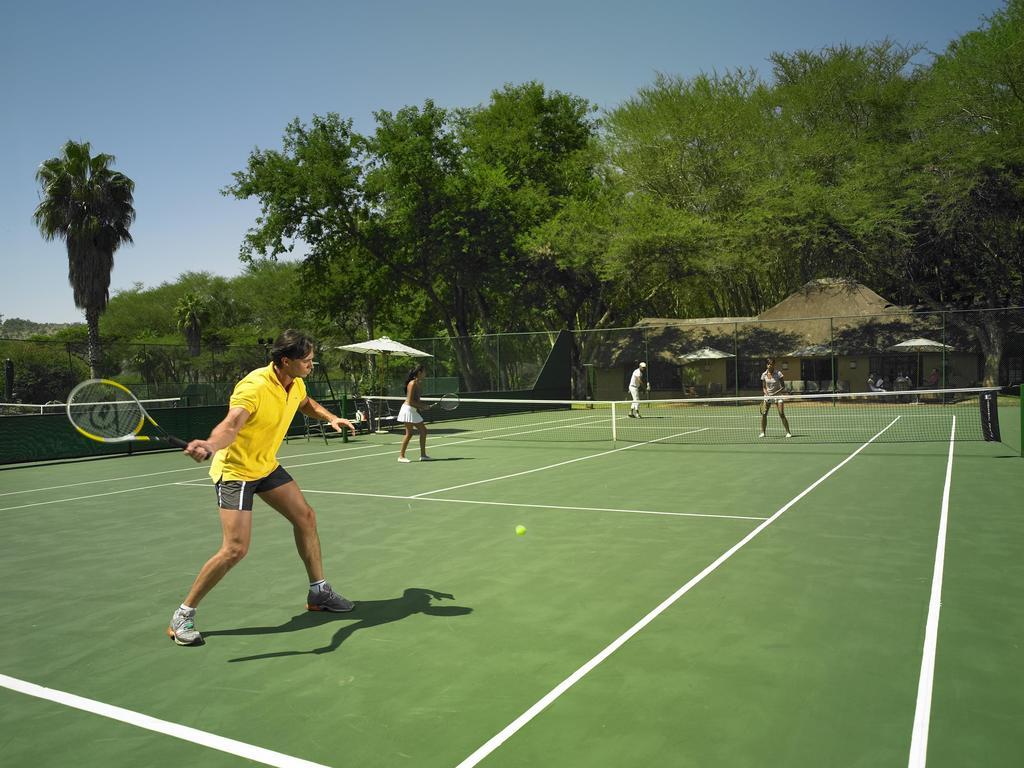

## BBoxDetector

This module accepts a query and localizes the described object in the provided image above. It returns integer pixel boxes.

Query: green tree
[175,291,212,357]
[33,140,135,377]
[605,69,784,317]
[764,41,921,295]
[460,82,607,332]
[885,0,1024,384]
[223,114,404,342]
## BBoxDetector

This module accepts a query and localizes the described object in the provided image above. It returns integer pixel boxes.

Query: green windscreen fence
[0,400,345,465]
[0,406,227,464]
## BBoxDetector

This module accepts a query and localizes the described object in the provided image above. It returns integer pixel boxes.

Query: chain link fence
[2,308,1022,408]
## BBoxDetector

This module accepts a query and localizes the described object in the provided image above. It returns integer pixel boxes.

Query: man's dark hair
[271,330,316,366]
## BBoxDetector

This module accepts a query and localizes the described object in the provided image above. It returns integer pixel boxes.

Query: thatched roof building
[581,279,927,367]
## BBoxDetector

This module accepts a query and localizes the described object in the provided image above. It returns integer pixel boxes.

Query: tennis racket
[759,397,770,416]
[67,379,193,451]
[436,392,459,411]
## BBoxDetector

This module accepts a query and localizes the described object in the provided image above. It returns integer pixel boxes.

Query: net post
[341,393,349,443]
[611,401,617,444]
[1020,384,1023,457]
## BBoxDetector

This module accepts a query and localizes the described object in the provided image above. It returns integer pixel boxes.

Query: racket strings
[68,384,145,439]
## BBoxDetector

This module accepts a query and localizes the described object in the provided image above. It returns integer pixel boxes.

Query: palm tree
[34,141,135,377]
[175,292,211,357]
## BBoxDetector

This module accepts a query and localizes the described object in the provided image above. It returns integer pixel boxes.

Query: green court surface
[1,404,1021,767]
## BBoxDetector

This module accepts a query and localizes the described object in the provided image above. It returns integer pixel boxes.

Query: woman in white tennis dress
[397,364,432,463]
[759,358,792,438]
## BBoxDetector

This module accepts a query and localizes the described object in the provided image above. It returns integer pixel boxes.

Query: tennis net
[363,388,1004,445]
[0,398,180,416]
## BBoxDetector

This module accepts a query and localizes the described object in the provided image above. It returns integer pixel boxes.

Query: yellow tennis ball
[515,525,527,536]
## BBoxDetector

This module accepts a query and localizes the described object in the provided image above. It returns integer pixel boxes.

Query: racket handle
[167,436,189,449]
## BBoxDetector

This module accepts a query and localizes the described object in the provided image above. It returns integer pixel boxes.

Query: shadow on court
[202,587,472,662]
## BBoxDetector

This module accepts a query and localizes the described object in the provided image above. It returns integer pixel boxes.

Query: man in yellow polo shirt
[167,330,355,646]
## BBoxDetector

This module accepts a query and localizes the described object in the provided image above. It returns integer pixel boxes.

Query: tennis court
[1,394,1021,767]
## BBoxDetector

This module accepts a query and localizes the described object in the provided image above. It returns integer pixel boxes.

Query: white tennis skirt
[397,403,423,424]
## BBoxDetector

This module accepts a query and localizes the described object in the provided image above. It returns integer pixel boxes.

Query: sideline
[907,416,956,767]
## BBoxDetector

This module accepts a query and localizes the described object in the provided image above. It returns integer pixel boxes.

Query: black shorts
[214,465,293,511]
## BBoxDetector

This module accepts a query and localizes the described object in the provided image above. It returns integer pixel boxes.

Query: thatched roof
[582,280,936,366]
[759,278,899,320]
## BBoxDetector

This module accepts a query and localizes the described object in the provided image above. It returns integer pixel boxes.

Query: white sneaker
[397,457,411,463]
[758,432,765,438]
[167,607,203,646]
[419,455,434,461]
[785,433,793,438]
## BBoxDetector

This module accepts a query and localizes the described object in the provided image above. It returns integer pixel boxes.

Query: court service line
[279,415,623,472]
[296,487,767,522]
[454,416,901,768]
[907,416,956,768]
[0,673,328,768]
[412,428,710,498]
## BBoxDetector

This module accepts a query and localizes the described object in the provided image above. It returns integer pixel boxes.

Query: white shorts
[397,403,423,424]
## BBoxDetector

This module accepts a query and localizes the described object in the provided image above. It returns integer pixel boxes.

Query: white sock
[179,604,195,614]
[309,579,327,592]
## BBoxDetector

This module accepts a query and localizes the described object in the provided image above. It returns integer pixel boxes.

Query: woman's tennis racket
[759,397,771,416]
[67,379,192,450]
[436,392,460,411]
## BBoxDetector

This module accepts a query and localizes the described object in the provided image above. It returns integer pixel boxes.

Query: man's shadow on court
[202,587,471,662]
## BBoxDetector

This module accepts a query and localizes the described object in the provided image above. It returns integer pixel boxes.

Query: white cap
[639,362,646,368]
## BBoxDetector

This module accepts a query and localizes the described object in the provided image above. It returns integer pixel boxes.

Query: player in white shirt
[628,362,649,417]
[759,358,792,438]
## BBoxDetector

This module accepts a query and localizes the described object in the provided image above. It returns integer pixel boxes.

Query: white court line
[0,465,209,497]
[0,481,191,513]
[0,673,328,768]
[412,428,709,498]
[907,416,956,767]
[0,438,385,499]
[1,411,634,500]
[296,487,767,522]
[454,416,901,768]
[279,415,622,472]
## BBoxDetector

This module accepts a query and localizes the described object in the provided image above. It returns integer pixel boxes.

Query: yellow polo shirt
[209,363,307,482]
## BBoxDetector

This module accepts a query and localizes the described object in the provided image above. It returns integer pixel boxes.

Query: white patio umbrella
[337,336,433,358]
[886,337,953,354]
[677,347,734,363]
[886,337,953,388]
[337,336,433,398]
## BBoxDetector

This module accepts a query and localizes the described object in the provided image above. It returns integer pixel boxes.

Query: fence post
[733,323,739,396]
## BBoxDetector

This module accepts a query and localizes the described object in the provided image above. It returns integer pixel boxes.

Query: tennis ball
[515,525,527,536]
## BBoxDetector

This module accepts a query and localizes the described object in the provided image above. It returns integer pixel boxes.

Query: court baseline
[0,673,328,768]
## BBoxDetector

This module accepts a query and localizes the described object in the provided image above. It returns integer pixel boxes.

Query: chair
[367,397,397,433]
[286,413,330,445]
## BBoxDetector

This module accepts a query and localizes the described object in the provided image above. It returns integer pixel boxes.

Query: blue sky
[0,0,1005,323]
